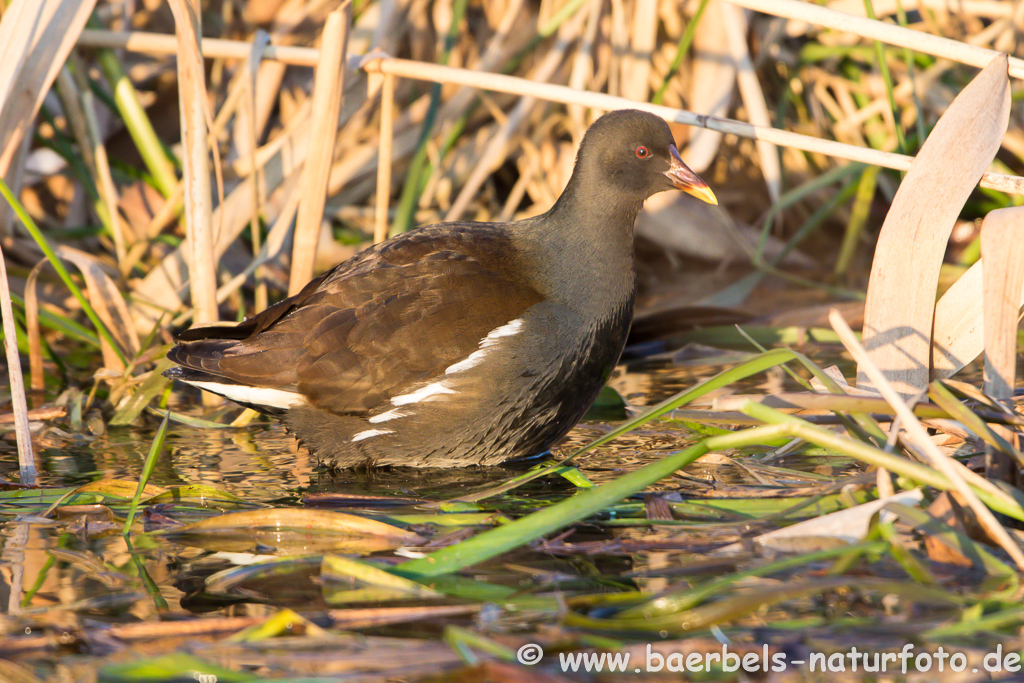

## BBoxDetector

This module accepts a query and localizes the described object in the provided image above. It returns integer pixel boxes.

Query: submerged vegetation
[2,0,1024,680]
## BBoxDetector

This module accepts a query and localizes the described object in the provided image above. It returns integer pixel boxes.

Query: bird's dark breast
[289,296,634,468]
[497,302,634,460]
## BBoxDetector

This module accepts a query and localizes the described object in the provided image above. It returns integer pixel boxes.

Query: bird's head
[581,109,718,206]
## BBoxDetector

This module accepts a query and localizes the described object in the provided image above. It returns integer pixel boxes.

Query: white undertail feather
[186,380,303,411]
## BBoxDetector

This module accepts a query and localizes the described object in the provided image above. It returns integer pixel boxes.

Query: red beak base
[665,145,718,205]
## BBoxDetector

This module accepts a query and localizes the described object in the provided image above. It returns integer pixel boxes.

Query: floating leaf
[146,484,251,507]
[99,653,254,683]
[161,508,425,554]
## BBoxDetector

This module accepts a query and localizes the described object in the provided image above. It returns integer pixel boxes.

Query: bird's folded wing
[175,244,543,414]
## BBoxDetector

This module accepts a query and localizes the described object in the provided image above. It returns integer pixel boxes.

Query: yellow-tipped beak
[665,144,718,205]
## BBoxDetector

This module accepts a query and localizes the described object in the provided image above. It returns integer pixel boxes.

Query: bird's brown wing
[170,226,543,414]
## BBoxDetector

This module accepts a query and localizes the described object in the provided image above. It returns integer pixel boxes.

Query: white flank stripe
[352,428,393,442]
[444,318,525,376]
[445,349,488,375]
[187,381,302,410]
[481,318,523,348]
[368,407,407,423]
[391,381,455,406]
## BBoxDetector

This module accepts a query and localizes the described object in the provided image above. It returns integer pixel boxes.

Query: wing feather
[168,225,543,415]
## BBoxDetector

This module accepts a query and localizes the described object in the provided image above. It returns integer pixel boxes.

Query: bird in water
[165,109,717,467]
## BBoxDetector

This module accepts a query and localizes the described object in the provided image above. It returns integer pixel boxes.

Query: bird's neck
[518,168,642,311]
[549,169,647,236]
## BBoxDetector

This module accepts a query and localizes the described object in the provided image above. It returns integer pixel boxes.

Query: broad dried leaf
[163,508,425,554]
[727,490,923,553]
[932,207,1024,385]
[858,54,1010,395]
[0,0,95,175]
[56,246,140,364]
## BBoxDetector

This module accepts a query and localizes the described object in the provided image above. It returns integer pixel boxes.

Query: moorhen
[165,109,717,467]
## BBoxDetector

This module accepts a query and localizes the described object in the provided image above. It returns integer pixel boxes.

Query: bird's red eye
[635,145,649,158]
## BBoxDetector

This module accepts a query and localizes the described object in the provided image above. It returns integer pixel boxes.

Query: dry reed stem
[53,68,110,245]
[83,98,127,264]
[981,209,1024,399]
[169,0,217,331]
[78,28,322,67]
[875,467,894,497]
[363,57,1024,196]
[608,0,626,96]
[826,0,1012,20]
[731,0,1024,79]
[0,242,36,485]
[23,263,46,392]
[253,40,273,313]
[829,309,1024,570]
[722,2,780,203]
[374,73,395,243]
[239,31,270,312]
[443,4,591,221]
[567,0,602,135]
[684,0,733,172]
[932,261,1024,382]
[833,63,942,139]
[623,0,658,102]
[168,174,303,330]
[58,58,131,272]
[130,151,285,327]
[290,6,350,295]
[74,13,1024,198]
[0,0,96,236]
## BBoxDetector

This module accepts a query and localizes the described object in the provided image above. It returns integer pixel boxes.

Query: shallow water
[0,352,1007,681]
[3,353,769,492]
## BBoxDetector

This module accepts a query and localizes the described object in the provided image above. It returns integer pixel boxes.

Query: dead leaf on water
[161,507,426,554]
[73,478,166,499]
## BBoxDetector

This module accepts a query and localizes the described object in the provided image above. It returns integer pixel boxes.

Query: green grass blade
[90,16,178,197]
[123,411,169,534]
[653,0,710,105]
[862,0,907,154]
[0,177,127,366]
[396,442,709,577]
[390,0,469,235]
[8,290,99,347]
[741,402,1024,522]
[570,347,836,458]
